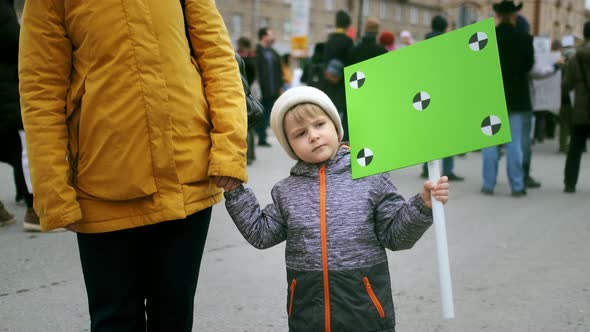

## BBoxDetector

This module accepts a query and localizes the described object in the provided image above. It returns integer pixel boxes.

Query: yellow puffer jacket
[19,0,247,233]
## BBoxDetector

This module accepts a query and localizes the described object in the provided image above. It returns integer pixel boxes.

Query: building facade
[443,0,588,42]
[11,0,588,53]
[217,0,444,54]
[217,0,589,55]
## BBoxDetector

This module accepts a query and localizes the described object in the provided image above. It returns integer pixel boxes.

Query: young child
[223,86,449,332]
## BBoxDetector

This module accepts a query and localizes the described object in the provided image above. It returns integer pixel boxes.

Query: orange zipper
[363,277,385,319]
[288,278,297,317]
[319,164,331,332]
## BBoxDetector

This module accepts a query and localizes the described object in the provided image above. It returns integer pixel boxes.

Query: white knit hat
[270,86,344,160]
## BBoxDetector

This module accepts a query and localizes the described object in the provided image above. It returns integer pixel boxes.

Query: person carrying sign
[224,86,450,331]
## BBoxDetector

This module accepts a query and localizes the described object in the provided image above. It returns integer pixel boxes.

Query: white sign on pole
[291,0,310,57]
[291,0,309,36]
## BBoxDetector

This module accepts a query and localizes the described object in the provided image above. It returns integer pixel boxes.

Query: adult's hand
[212,176,242,192]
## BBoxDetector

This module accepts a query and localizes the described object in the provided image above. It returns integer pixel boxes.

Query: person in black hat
[481,0,534,197]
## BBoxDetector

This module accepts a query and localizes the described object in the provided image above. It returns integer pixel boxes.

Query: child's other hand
[420,176,450,209]
[212,176,242,192]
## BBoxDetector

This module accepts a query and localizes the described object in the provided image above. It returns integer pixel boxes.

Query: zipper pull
[363,277,370,289]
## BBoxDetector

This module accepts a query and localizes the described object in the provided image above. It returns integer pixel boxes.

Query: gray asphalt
[1,135,589,332]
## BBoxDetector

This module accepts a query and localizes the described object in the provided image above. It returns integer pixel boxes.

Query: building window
[458,5,478,27]
[410,7,418,24]
[363,0,370,16]
[380,0,387,19]
[395,4,403,22]
[260,17,270,29]
[423,10,431,26]
[324,0,333,10]
[231,15,241,38]
[283,21,292,41]
[553,21,561,39]
[325,24,335,34]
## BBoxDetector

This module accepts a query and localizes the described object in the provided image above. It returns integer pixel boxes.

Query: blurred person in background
[420,14,465,182]
[347,17,387,65]
[237,36,258,165]
[378,30,396,51]
[481,0,534,197]
[561,21,590,193]
[300,42,326,89]
[281,53,293,90]
[398,30,415,48]
[323,9,354,142]
[255,27,283,147]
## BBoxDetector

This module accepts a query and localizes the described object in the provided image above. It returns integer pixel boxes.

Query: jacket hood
[290,146,350,177]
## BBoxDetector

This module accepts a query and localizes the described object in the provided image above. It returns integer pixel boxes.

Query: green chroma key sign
[345,18,510,179]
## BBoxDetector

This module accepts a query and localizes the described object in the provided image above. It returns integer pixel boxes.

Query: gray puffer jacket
[224,147,433,332]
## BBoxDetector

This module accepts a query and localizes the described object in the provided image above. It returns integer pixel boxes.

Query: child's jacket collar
[290,145,350,177]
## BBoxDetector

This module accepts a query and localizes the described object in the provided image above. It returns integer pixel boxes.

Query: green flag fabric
[344,18,510,179]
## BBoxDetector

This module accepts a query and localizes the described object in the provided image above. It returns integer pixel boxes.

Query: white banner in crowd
[532,37,562,113]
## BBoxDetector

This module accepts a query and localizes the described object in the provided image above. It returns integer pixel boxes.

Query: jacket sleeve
[185,0,247,182]
[562,55,580,93]
[224,185,288,249]
[373,174,433,251]
[18,0,82,231]
[522,34,535,73]
[529,60,557,79]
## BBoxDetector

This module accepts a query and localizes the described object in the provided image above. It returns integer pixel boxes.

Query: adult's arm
[19,0,82,231]
[522,34,535,73]
[184,0,248,183]
[562,55,580,93]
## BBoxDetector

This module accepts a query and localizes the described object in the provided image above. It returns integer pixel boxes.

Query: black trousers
[255,97,276,144]
[77,207,212,332]
[564,124,590,189]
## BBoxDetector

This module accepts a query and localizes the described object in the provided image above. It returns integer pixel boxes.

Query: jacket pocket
[363,277,385,319]
[74,88,158,201]
[288,278,297,317]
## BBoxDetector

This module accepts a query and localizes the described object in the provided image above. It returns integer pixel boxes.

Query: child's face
[284,111,340,164]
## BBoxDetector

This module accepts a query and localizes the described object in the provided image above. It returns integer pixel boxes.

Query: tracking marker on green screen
[345,18,510,179]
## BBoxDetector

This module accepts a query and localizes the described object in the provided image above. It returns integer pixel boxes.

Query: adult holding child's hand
[213,176,243,192]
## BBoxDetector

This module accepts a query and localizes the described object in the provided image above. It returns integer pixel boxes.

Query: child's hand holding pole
[421,176,450,208]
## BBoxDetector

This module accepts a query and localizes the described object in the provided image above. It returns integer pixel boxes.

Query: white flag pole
[427,160,455,319]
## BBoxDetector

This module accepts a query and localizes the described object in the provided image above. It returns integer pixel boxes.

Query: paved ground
[0,136,589,332]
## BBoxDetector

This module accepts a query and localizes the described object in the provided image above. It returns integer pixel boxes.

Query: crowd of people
[0,0,588,331]
[235,3,587,196]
